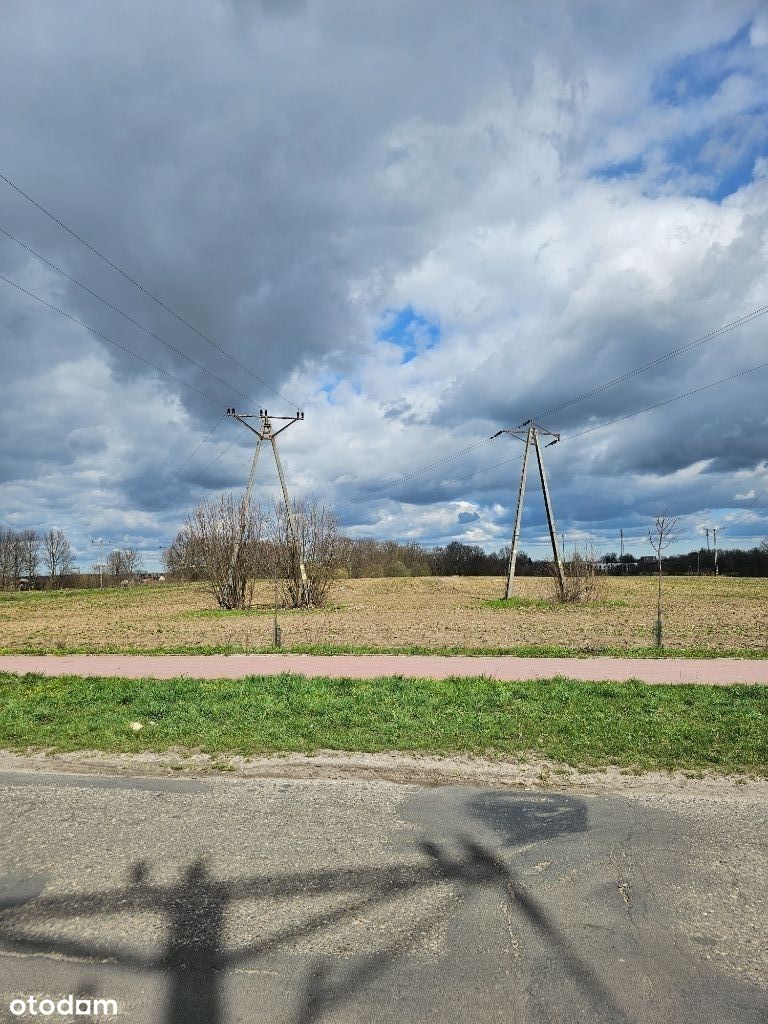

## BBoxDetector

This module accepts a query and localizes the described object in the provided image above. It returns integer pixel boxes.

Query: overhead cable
[0,170,300,408]
[0,272,222,407]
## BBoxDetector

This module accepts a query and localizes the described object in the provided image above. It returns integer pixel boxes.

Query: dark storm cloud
[1,0,767,563]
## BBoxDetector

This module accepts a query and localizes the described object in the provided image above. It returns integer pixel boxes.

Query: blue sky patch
[591,155,645,182]
[664,118,767,200]
[319,372,343,403]
[651,23,751,107]
[377,305,441,363]
[590,21,767,202]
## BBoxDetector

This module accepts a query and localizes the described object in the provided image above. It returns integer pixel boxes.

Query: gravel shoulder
[1,746,766,801]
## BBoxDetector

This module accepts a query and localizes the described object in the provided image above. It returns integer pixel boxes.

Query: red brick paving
[1,654,767,684]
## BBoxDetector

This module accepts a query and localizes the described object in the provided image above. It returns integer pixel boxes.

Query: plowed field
[1,575,766,655]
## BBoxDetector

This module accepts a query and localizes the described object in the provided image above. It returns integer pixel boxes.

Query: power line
[332,303,768,514]
[186,434,245,489]
[714,480,768,535]
[0,170,299,408]
[533,303,768,421]
[160,414,226,489]
[0,225,260,407]
[561,358,768,443]
[0,272,222,407]
[389,358,768,498]
[332,435,498,511]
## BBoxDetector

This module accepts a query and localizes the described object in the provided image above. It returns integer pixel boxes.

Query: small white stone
[129,721,144,732]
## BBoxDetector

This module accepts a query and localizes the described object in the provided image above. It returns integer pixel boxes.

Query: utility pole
[620,528,624,560]
[226,408,309,605]
[713,527,718,576]
[91,538,109,589]
[705,527,710,551]
[494,420,565,600]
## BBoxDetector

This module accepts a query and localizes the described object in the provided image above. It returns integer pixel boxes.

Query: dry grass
[1,575,767,655]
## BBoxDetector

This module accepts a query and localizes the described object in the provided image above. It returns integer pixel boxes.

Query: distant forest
[3,525,768,590]
[337,538,768,578]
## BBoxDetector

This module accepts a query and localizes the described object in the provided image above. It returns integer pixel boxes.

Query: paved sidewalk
[1,653,767,684]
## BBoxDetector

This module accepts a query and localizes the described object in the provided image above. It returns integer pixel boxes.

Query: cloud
[1,0,767,566]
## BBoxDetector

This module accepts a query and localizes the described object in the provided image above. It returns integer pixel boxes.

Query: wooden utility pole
[226,407,309,606]
[494,420,565,600]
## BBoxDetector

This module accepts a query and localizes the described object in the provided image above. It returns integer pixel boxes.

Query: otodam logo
[9,995,118,1017]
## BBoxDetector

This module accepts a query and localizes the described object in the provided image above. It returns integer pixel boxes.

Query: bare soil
[1,575,767,654]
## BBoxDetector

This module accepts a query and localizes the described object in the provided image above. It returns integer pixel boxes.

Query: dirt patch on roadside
[1,746,765,800]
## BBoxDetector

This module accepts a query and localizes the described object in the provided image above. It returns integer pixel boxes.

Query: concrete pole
[533,428,566,599]
[272,434,310,605]
[713,527,718,575]
[504,427,533,599]
[91,539,105,588]
[226,437,263,600]
[242,436,264,511]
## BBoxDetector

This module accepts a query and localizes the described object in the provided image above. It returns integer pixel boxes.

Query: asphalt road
[0,770,765,1023]
[3,653,768,684]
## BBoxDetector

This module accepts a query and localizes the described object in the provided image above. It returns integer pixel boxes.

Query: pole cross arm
[494,419,560,441]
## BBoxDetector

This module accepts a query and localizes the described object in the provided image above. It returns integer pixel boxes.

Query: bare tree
[648,512,679,648]
[42,529,75,588]
[107,549,127,582]
[273,498,342,608]
[106,548,144,584]
[0,527,20,590]
[184,493,267,609]
[123,548,144,579]
[19,528,40,580]
[164,528,206,581]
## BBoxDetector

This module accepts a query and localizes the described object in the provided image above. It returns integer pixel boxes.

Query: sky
[1,0,768,570]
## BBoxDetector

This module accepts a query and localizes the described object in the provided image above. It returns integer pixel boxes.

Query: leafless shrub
[273,498,342,608]
[180,493,268,610]
[548,544,604,603]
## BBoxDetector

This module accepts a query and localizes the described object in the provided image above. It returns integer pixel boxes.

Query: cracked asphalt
[0,770,765,1023]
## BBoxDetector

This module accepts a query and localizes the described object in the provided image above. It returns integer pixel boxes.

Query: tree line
[0,525,147,590]
[4,516,768,596]
[0,526,76,589]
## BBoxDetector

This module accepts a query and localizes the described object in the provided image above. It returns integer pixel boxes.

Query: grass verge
[1,672,765,774]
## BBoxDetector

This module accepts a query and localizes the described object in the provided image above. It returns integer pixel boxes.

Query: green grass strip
[0,672,765,774]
